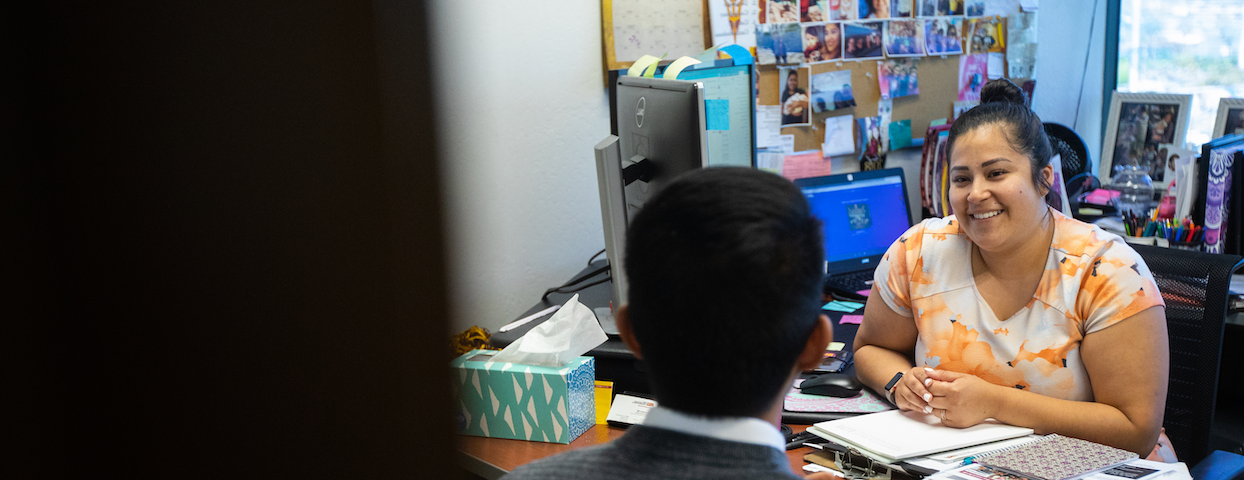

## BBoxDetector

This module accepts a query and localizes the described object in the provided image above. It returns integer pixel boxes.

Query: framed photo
[1212,98,1244,139]
[1100,92,1192,185]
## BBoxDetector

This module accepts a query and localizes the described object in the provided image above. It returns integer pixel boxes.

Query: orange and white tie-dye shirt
[873,208,1165,401]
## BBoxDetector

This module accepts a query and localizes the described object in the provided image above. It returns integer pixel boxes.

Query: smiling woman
[853,79,1177,460]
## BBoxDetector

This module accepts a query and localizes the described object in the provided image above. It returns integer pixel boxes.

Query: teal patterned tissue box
[452,349,595,444]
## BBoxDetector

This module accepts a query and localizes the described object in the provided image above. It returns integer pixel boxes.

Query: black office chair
[1132,245,1244,467]
[1044,122,1091,183]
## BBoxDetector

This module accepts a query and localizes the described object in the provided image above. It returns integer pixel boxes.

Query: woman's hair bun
[979,78,1028,108]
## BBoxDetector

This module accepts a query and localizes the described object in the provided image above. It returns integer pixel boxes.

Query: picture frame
[1100,92,1193,186]
[1211,98,1244,140]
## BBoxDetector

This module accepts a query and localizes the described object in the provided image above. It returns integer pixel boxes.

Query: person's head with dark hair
[616,167,831,420]
[946,78,1055,253]
[786,69,800,92]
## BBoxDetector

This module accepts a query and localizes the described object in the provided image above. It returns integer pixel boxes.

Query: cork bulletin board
[758,55,981,156]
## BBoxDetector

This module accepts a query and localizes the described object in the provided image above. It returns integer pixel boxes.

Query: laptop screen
[799,170,912,267]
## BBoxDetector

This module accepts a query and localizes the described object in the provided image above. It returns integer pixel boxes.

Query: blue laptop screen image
[803,175,910,264]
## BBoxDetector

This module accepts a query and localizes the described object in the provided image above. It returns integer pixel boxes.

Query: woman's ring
[940,409,947,420]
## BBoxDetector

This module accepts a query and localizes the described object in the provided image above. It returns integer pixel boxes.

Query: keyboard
[824,270,873,296]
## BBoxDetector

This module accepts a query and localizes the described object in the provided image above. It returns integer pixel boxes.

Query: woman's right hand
[891,366,936,414]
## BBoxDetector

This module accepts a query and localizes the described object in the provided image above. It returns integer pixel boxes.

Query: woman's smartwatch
[884,371,904,405]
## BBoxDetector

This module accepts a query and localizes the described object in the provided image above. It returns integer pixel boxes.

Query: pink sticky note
[856,289,871,297]
[840,315,864,325]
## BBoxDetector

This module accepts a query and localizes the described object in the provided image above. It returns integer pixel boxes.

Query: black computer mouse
[799,373,863,398]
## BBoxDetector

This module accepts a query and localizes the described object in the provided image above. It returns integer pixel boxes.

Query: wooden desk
[457,424,818,479]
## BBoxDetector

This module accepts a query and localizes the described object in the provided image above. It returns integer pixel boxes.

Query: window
[1114,0,1244,147]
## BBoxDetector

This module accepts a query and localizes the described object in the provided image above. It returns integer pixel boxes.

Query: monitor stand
[594,307,621,337]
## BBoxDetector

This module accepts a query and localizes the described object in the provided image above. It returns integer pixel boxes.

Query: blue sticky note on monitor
[705,99,729,131]
[889,119,912,150]
[718,45,754,65]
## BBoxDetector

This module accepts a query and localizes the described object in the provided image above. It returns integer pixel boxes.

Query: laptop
[794,168,914,300]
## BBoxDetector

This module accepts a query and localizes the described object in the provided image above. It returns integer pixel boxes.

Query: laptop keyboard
[824,270,874,294]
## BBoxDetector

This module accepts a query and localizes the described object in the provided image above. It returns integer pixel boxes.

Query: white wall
[430,1,611,333]
[1031,0,1109,170]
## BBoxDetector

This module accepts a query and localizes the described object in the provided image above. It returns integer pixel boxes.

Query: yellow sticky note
[643,62,659,77]
[627,55,661,77]
[594,380,613,425]
[828,342,845,352]
[662,56,702,79]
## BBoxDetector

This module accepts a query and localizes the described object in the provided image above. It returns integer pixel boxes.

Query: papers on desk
[807,410,1034,464]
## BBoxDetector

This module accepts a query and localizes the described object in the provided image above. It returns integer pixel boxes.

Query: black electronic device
[794,168,914,299]
[810,350,853,374]
[799,373,863,398]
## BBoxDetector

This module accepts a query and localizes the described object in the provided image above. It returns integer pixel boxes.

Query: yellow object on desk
[595,381,613,425]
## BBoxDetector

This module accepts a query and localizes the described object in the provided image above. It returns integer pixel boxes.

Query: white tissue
[490,294,608,368]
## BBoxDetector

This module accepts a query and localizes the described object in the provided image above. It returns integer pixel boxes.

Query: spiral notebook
[977,434,1138,480]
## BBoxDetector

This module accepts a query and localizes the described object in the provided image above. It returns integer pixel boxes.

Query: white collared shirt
[642,406,786,452]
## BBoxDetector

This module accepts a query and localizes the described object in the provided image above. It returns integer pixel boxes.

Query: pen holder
[1123,236,1169,248]
[1169,239,1202,252]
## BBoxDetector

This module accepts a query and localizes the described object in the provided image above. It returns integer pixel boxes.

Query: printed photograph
[810,69,854,113]
[966,0,985,16]
[779,66,811,126]
[1213,99,1244,138]
[891,0,914,18]
[967,17,1005,54]
[884,19,925,57]
[835,0,858,20]
[803,23,830,62]
[1110,102,1182,174]
[1225,108,1244,137]
[924,18,964,55]
[859,0,890,18]
[918,0,937,16]
[878,58,920,100]
[801,0,828,22]
[957,54,988,102]
[947,0,964,15]
[768,0,801,23]
[756,22,805,64]
[843,21,885,60]
[858,116,883,157]
[820,22,844,60]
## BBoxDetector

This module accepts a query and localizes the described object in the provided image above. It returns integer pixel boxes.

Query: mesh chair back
[1044,123,1090,182]
[1132,245,1243,466]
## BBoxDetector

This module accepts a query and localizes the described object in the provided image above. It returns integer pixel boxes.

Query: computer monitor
[675,64,756,168]
[794,168,913,274]
[595,76,708,310]
[607,64,757,168]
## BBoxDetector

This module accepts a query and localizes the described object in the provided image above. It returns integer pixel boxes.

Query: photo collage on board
[756,0,993,67]
[747,0,1009,166]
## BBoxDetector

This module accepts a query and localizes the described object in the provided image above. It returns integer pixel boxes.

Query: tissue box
[452,349,595,444]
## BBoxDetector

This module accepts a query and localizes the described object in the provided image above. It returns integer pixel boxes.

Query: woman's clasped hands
[893,367,1004,428]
